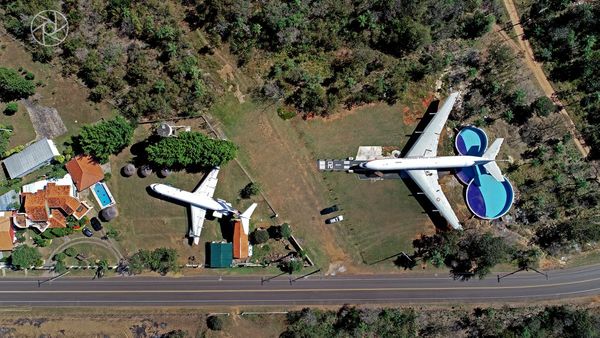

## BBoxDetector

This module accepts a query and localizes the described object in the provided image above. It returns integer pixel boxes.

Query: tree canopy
[10,244,42,270]
[129,247,179,275]
[145,131,237,169]
[0,67,35,102]
[76,116,134,163]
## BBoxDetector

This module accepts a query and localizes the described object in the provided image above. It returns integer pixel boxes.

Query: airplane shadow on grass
[347,98,454,232]
[146,186,234,246]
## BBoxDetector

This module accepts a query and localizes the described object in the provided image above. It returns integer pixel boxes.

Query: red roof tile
[232,220,249,259]
[65,155,104,191]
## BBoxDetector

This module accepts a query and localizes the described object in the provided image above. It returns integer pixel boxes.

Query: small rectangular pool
[91,182,115,209]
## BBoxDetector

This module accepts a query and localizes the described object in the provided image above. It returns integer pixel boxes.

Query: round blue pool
[455,126,488,156]
[465,173,514,219]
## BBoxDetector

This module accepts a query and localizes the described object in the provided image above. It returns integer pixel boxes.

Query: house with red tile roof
[0,212,15,251]
[13,182,92,233]
[232,219,249,259]
[65,155,105,191]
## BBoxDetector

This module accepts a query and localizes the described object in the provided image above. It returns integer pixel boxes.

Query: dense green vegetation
[128,247,179,275]
[145,131,237,170]
[3,102,18,115]
[9,244,42,270]
[0,1,502,118]
[1,0,213,119]
[240,182,260,198]
[196,0,500,116]
[411,231,516,279]
[0,67,35,102]
[0,124,13,156]
[523,1,600,157]
[283,306,416,337]
[282,305,600,337]
[74,116,134,163]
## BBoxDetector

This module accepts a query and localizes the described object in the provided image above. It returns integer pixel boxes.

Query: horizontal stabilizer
[483,161,505,182]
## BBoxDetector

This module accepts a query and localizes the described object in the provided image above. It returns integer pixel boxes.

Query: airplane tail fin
[482,138,505,182]
[240,203,258,234]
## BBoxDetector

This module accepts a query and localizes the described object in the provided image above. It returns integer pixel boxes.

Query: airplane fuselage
[150,183,237,215]
[363,155,490,171]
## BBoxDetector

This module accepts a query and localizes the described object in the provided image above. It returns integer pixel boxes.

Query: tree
[32,235,50,247]
[450,232,511,279]
[512,248,542,269]
[54,252,66,262]
[148,247,179,275]
[64,247,77,257]
[54,259,67,273]
[106,225,120,240]
[3,102,18,115]
[0,67,35,101]
[76,116,134,163]
[531,96,556,117]
[240,182,261,198]
[10,245,42,270]
[207,315,223,331]
[280,223,292,239]
[279,259,303,274]
[145,131,237,169]
[461,11,495,39]
[128,247,179,275]
[251,228,269,244]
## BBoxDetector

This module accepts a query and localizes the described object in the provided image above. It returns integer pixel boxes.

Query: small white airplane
[358,92,505,230]
[150,167,257,245]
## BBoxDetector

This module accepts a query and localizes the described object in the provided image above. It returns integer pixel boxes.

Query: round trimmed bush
[207,315,223,331]
[3,102,17,115]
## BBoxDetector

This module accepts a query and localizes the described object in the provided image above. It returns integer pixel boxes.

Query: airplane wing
[189,167,220,244]
[406,169,462,230]
[405,92,459,158]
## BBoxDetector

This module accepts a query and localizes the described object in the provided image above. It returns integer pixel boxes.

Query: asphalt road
[1,264,600,306]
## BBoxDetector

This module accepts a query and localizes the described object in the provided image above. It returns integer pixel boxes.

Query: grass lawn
[0,34,114,147]
[64,243,118,266]
[0,102,36,147]
[207,87,462,271]
[106,126,271,266]
[293,100,443,265]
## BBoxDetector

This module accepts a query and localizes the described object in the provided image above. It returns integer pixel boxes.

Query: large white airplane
[358,92,505,230]
[150,167,257,245]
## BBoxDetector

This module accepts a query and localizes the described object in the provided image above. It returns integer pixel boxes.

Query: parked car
[320,204,340,215]
[325,215,344,224]
[82,227,93,237]
[90,217,103,231]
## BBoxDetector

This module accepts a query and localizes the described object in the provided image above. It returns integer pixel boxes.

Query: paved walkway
[45,237,123,267]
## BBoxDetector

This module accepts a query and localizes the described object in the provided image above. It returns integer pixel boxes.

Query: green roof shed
[208,242,233,268]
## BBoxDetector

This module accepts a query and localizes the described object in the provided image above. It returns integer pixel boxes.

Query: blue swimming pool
[465,170,514,219]
[455,126,488,156]
[91,182,115,208]
[455,126,514,219]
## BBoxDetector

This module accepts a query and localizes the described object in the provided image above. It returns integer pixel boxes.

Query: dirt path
[499,0,591,158]
[45,237,124,266]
